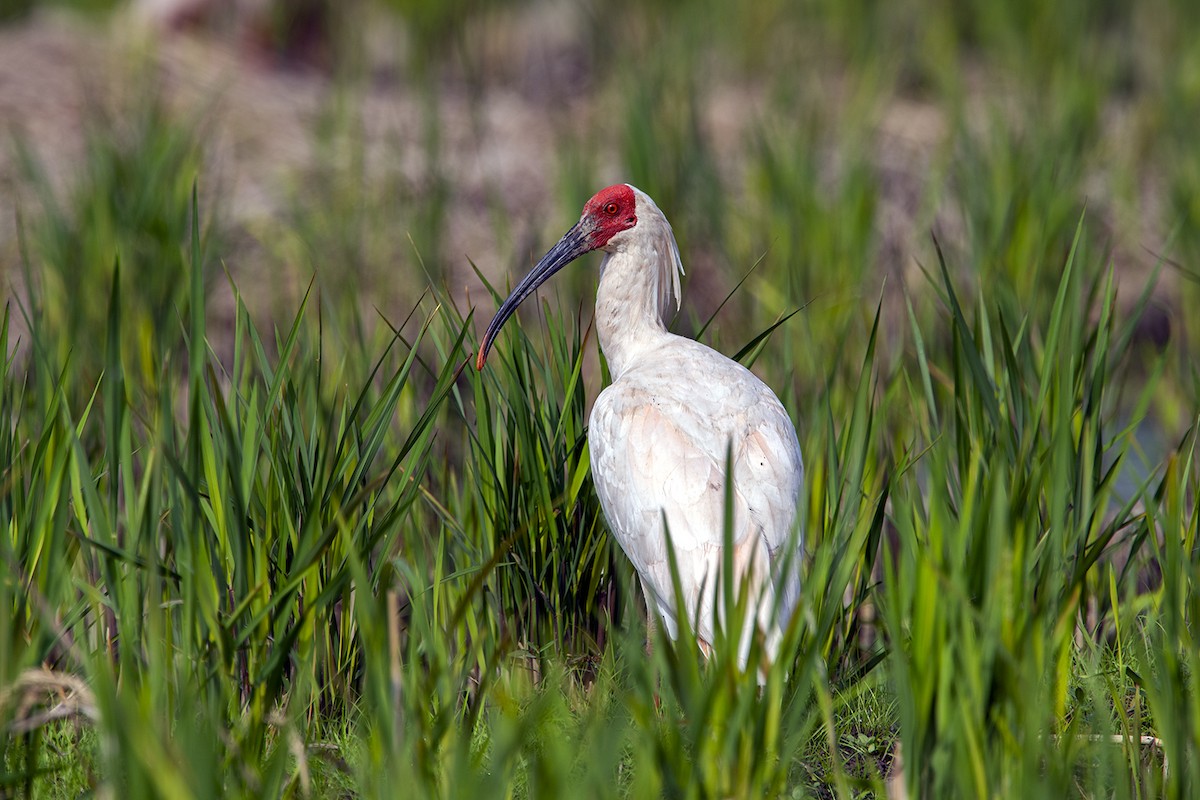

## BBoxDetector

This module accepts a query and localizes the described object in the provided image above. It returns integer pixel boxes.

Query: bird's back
[588,334,804,665]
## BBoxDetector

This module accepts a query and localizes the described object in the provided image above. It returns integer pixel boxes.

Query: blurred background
[1,0,1197,393]
[3,3,1199,794]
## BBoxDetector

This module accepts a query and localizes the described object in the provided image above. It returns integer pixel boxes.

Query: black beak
[476,221,592,370]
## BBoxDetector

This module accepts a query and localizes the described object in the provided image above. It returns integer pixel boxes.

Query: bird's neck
[594,245,674,378]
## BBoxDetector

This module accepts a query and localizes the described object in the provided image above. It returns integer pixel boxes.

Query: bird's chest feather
[590,348,771,458]
[585,344,794,558]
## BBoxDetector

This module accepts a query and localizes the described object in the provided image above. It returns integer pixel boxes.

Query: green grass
[3,0,1200,797]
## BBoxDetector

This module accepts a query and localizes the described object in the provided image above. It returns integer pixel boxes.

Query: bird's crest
[628,185,685,324]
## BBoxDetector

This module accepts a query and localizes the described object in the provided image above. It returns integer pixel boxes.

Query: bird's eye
[604,202,619,216]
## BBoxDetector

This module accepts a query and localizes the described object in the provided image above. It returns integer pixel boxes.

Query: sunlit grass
[2,0,1199,797]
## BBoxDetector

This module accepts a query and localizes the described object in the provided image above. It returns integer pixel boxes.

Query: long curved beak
[475,221,592,370]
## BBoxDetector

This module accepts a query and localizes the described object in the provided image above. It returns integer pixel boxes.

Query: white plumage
[477,184,804,672]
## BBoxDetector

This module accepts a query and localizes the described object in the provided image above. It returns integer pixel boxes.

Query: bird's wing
[733,395,806,622]
[588,363,803,651]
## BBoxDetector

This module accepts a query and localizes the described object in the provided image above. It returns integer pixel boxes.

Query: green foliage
[3,0,1200,797]
[0,0,32,23]
[882,229,1185,796]
[464,287,617,659]
[14,80,212,392]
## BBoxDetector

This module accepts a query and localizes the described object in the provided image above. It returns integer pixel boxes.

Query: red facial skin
[581,184,638,249]
[475,184,639,370]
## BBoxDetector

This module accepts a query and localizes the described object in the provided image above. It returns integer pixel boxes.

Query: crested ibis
[476,184,804,672]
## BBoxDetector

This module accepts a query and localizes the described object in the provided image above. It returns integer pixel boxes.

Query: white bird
[476,184,804,673]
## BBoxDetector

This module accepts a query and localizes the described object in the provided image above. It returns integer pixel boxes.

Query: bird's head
[579,183,639,251]
[475,184,643,370]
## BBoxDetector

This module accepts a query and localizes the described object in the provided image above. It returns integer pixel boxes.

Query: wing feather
[588,339,804,661]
